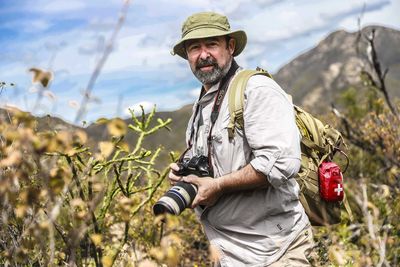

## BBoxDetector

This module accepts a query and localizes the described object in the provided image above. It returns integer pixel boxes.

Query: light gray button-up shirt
[185,70,310,266]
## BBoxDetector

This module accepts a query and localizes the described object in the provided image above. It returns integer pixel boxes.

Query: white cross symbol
[334,184,343,196]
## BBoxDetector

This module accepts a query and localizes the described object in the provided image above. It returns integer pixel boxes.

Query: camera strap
[207,60,239,147]
[182,60,239,172]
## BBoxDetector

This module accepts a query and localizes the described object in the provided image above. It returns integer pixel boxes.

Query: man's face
[185,36,235,88]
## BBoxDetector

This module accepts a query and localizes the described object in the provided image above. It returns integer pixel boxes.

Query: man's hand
[182,175,223,208]
[168,163,182,185]
[168,163,224,208]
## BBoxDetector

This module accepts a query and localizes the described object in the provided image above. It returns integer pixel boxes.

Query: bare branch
[364,28,398,117]
[74,0,132,124]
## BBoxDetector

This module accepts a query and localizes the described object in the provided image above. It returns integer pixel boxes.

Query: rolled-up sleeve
[244,75,301,188]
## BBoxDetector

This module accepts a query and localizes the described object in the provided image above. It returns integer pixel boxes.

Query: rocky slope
[273,25,400,112]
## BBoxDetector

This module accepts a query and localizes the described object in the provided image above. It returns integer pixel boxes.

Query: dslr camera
[153,155,212,216]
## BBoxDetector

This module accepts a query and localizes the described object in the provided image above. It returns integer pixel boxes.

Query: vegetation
[0,106,176,266]
[309,29,399,267]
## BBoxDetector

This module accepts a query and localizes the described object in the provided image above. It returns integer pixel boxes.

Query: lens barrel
[153,155,212,216]
[153,181,198,216]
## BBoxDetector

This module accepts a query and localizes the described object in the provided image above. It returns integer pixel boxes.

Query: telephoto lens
[153,155,211,216]
[153,181,198,216]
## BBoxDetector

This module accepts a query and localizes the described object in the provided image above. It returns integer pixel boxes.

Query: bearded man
[168,12,314,266]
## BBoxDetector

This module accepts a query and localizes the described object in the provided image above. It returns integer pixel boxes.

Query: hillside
[273,25,400,112]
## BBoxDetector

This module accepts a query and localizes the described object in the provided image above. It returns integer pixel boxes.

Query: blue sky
[0,0,399,125]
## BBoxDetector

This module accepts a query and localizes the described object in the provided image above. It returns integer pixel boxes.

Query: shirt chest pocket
[211,112,245,146]
[209,114,235,176]
[211,114,230,145]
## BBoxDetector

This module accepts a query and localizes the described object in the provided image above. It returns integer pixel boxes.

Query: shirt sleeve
[244,75,301,188]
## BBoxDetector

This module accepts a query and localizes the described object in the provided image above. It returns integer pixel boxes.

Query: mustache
[196,58,218,69]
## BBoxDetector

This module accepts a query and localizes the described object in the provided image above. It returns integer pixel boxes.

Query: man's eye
[206,42,220,48]
[188,45,199,51]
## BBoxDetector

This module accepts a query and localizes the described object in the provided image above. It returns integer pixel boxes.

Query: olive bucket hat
[172,12,247,59]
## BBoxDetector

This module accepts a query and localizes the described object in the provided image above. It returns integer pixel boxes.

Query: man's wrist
[216,176,226,194]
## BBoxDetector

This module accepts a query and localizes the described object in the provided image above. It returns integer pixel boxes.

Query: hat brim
[172,28,247,59]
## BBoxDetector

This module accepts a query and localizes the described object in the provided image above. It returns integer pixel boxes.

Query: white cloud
[40,0,86,13]
[241,0,389,43]
[125,101,155,116]
[338,0,399,30]
[29,19,53,32]
[103,35,178,73]
[0,18,52,33]
[188,88,201,98]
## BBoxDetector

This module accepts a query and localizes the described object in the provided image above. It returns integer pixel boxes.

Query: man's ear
[228,38,235,55]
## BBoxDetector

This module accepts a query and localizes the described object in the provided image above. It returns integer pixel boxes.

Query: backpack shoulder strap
[228,68,272,138]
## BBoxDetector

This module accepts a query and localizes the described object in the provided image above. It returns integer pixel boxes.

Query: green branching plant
[0,105,177,266]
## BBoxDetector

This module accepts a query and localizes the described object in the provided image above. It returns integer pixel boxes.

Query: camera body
[153,155,212,216]
[174,155,212,177]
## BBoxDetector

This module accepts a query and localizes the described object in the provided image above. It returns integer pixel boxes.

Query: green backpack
[227,68,353,226]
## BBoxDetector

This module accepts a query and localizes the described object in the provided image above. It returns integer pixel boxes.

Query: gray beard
[193,58,232,86]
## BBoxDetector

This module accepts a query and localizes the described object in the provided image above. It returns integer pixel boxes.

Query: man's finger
[169,162,179,171]
[168,171,178,180]
[191,195,200,208]
[182,175,200,186]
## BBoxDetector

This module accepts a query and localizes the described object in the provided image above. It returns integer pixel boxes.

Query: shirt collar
[197,82,220,105]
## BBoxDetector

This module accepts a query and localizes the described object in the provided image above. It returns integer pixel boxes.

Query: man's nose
[199,46,210,59]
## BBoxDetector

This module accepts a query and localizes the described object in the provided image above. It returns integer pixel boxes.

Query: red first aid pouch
[319,162,344,202]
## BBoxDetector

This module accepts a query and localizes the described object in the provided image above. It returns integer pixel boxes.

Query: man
[169,12,313,266]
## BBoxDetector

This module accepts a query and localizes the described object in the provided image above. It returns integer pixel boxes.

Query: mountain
[273,25,400,112]
[0,107,82,132]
